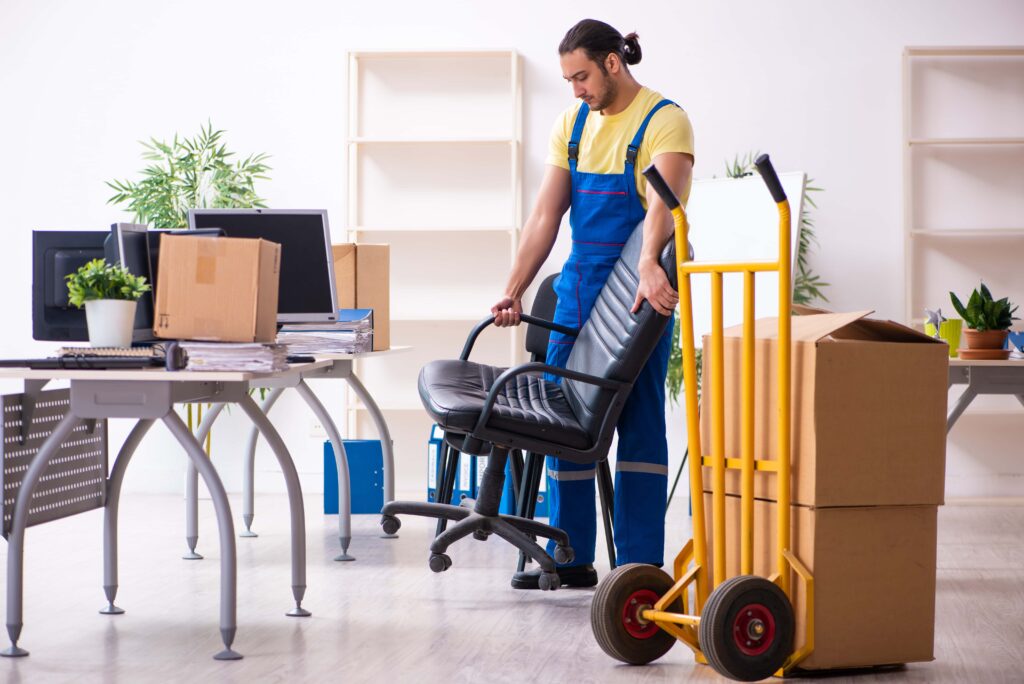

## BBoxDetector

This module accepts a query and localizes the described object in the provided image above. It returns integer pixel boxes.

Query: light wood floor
[0,493,1020,683]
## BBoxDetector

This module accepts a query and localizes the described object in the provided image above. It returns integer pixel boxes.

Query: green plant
[949,283,1018,331]
[107,121,271,229]
[665,152,829,406]
[66,258,150,308]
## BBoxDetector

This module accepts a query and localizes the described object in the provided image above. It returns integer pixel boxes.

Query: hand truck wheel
[591,563,680,665]
[698,575,795,682]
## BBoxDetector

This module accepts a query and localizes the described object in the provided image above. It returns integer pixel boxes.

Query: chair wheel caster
[538,572,561,591]
[428,553,452,573]
[473,530,490,541]
[554,544,575,565]
[381,515,401,536]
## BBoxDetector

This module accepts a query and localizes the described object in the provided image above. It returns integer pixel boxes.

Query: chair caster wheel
[554,544,575,565]
[473,530,490,541]
[538,572,561,591]
[381,515,401,536]
[428,553,452,573]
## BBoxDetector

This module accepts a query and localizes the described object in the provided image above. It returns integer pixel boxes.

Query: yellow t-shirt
[546,87,694,208]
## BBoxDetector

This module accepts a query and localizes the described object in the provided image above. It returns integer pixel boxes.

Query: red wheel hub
[732,603,776,656]
[622,589,661,639]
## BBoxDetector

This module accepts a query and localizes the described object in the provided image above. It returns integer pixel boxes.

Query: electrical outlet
[310,419,328,439]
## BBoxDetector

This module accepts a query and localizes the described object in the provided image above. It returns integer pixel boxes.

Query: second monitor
[188,209,338,325]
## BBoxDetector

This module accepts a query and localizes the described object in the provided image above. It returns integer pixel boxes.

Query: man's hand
[492,296,523,327]
[631,259,678,315]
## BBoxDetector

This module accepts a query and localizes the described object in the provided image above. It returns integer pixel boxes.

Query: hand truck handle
[641,163,681,210]
[754,153,787,203]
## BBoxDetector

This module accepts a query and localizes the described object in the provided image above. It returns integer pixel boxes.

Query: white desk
[947,358,1024,432]
[0,363,325,661]
[184,347,410,561]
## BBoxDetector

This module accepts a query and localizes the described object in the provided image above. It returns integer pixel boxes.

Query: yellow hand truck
[591,154,814,681]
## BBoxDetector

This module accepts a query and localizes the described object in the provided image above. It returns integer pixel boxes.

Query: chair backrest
[562,221,677,443]
[525,273,559,361]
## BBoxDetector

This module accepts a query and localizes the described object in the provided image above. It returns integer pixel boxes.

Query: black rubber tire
[591,563,680,665]
[538,572,561,591]
[698,575,795,682]
[428,553,452,573]
[380,515,401,535]
[554,544,575,565]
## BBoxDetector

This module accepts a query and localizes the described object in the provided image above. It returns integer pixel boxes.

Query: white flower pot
[84,299,137,348]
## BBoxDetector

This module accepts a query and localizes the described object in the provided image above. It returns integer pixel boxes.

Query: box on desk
[699,310,948,508]
[332,243,389,351]
[154,235,281,343]
[702,492,937,671]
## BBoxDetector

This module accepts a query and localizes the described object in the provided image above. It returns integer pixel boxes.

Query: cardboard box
[699,311,948,507]
[332,244,390,351]
[702,492,937,671]
[154,235,281,343]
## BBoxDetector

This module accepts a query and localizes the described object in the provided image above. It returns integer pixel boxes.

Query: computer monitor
[32,230,110,341]
[187,209,338,325]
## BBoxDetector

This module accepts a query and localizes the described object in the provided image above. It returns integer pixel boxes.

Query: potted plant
[949,283,1019,359]
[66,258,151,348]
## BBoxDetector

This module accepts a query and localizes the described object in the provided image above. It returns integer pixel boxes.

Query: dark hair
[559,19,642,72]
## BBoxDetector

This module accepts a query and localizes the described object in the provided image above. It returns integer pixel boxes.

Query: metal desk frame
[947,358,1024,433]
[0,364,322,661]
[183,349,407,562]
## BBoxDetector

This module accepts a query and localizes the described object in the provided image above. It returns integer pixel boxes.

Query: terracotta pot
[963,328,1008,350]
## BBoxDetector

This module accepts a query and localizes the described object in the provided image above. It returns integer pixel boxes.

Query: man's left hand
[632,259,678,315]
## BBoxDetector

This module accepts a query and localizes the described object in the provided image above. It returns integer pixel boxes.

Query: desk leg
[163,411,242,661]
[101,419,155,615]
[1017,395,1024,410]
[183,403,226,560]
[240,388,286,537]
[295,380,354,561]
[238,395,310,618]
[947,386,978,434]
[2,412,80,657]
[345,372,396,538]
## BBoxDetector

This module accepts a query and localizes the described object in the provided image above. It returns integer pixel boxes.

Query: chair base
[381,499,573,580]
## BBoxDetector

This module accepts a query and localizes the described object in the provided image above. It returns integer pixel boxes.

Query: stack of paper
[181,343,289,372]
[277,331,372,355]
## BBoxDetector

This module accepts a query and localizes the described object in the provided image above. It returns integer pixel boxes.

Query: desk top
[0,360,333,383]
[310,345,411,360]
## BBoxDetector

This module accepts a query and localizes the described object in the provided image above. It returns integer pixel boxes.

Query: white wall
[1,0,1022,499]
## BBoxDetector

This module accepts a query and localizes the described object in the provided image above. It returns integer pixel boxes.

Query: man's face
[560,48,617,112]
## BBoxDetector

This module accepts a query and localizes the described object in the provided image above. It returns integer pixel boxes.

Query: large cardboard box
[702,492,937,671]
[332,243,390,351]
[699,311,948,507]
[154,235,281,343]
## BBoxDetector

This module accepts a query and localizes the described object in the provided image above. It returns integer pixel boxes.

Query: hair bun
[622,32,642,65]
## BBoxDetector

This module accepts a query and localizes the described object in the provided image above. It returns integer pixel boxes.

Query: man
[492,18,695,589]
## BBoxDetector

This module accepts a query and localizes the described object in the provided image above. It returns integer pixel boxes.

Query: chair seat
[418,359,592,450]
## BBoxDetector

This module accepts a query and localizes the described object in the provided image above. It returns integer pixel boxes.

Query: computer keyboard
[57,345,165,358]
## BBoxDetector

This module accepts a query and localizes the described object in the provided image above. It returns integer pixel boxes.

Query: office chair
[429,274,619,572]
[381,222,676,590]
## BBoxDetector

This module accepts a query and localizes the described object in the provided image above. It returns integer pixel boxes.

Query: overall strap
[567,103,590,173]
[624,99,677,168]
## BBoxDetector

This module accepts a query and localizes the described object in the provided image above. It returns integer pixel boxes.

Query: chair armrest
[459,315,579,361]
[473,362,627,433]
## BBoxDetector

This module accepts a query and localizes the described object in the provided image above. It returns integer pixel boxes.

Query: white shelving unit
[345,50,522,487]
[902,46,1024,324]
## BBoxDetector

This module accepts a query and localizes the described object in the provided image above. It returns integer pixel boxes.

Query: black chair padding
[524,273,560,359]
[417,220,675,459]
[418,360,592,449]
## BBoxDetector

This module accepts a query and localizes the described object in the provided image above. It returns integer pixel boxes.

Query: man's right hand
[491,296,523,327]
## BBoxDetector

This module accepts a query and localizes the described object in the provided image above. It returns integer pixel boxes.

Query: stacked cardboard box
[332,244,390,351]
[699,310,948,671]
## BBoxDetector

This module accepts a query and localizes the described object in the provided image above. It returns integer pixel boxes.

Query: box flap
[720,311,874,342]
[829,318,945,344]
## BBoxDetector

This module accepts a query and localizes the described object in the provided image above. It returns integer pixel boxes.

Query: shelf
[350,225,516,234]
[349,137,515,145]
[912,228,1024,238]
[350,49,517,60]
[909,138,1024,146]
[905,46,1024,57]
[392,315,488,323]
[349,401,424,412]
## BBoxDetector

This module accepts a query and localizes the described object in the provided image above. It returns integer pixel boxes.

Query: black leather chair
[381,221,676,590]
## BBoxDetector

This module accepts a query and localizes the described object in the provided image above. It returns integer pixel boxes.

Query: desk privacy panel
[1,389,107,536]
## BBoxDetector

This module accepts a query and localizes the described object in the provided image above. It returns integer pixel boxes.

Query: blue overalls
[545,99,676,567]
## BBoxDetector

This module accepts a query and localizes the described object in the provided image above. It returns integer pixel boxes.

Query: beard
[589,76,618,112]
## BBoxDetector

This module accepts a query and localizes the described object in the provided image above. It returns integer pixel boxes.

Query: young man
[492,19,694,589]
